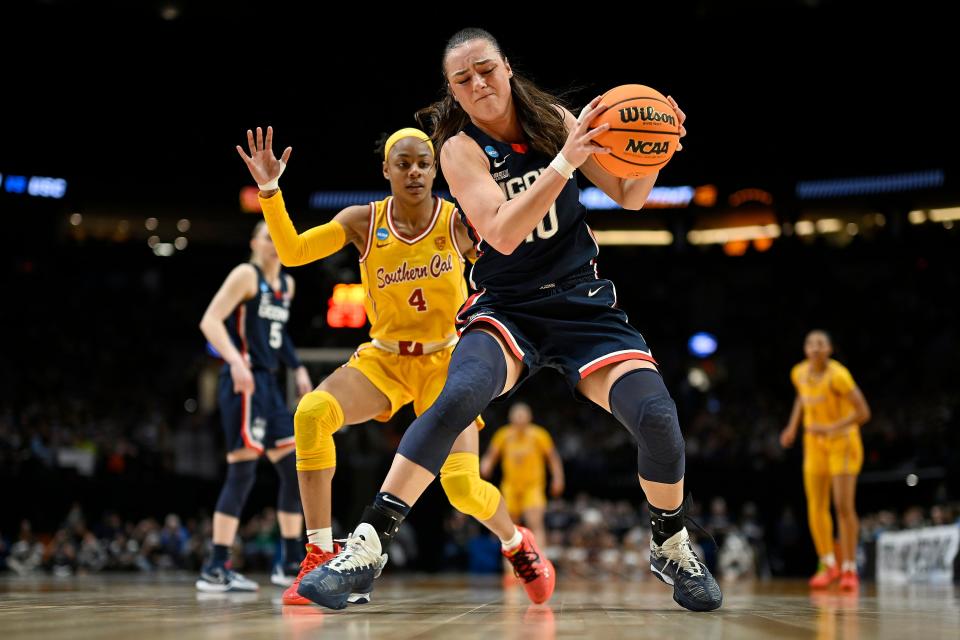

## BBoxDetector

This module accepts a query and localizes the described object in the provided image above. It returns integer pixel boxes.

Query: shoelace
[507,546,541,583]
[660,534,705,578]
[331,533,379,572]
[296,552,323,579]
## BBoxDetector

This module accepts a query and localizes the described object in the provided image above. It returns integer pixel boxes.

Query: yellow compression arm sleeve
[259,190,347,266]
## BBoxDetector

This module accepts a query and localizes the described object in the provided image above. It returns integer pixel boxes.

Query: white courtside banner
[877,524,960,584]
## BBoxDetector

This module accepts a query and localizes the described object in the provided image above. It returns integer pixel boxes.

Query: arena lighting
[28,177,68,198]
[929,207,960,222]
[796,169,943,199]
[580,186,695,210]
[240,186,261,213]
[815,218,843,233]
[794,220,815,236]
[310,191,450,209]
[309,187,700,210]
[693,185,718,207]
[688,332,718,358]
[729,188,773,206]
[327,283,367,329]
[153,243,175,257]
[687,224,780,245]
[909,207,960,224]
[3,173,68,198]
[687,367,710,391]
[592,230,673,246]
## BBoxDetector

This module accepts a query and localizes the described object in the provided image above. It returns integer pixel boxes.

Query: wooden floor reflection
[1,573,957,639]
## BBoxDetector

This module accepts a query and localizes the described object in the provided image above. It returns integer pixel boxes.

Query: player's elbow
[271,237,313,267]
[484,228,520,255]
[198,315,215,337]
[490,239,518,255]
[274,247,302,267]
[616,189,649,211]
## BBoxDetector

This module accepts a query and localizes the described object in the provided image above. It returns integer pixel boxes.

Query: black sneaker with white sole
[650,527,722,612]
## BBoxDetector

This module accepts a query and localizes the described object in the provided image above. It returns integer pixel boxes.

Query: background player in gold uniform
[781,330,871,591]
[481,402,564,546]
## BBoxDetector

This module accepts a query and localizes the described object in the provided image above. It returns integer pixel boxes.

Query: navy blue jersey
[455,122,599,296]
[225,264,292,372]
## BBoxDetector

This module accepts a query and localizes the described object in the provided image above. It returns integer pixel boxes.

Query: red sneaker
[808,563,841,589]
[502,526,556,604]
[839,570,859,591]
[282,543,341,605]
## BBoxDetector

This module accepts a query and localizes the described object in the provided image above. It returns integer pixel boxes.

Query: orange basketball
[589,84,680,179]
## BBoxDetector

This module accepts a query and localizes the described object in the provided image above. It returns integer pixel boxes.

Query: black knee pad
[609,369,685,484]
[273,452,301,514]
[215,459,258,518]
[397,330,507,474]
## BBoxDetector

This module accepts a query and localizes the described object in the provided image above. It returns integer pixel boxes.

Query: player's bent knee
[440,453,501,521]
[609,369,686,484]
[294,390,343,471]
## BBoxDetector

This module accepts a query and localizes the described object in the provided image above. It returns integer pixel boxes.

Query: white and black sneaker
[195,565,259,593]
[271,561,300,587]
[650,527,722,611]
[296,523,388,610]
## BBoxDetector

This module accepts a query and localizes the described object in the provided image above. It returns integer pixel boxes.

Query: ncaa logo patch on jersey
[435,236,446,250]
[484,145,499,158]
[376,227,389,241]
[260,282,269,293]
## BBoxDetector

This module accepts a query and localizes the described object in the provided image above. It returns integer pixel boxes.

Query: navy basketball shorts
[217,369,295,453]
[455,269,656,391]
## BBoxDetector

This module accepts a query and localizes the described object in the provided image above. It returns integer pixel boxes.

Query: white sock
[307,528,333,553]
[501,527,522,551]
[842,560,856,572]
[821,553,836,567]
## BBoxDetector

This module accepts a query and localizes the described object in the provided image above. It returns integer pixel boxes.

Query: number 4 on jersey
[408,288,427,312]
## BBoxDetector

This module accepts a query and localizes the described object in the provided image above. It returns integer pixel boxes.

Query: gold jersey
[359,196,468,352]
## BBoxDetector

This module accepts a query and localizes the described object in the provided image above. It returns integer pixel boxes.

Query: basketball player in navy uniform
[293,28,721,612]
[196,221,313,592]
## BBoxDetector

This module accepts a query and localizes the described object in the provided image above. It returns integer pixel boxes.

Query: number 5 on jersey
[408,288,427,312]
[269,321,283,348]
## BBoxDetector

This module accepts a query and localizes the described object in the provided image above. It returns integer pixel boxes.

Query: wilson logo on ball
[619,106,676,127]
[590,84,681,178]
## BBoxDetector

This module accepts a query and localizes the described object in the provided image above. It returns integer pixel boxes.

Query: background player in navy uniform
[196,221,313,592]
[302,28,723,613]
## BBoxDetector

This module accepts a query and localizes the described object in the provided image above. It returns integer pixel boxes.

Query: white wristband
[257,161,287,191]
[549,152,575,180]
